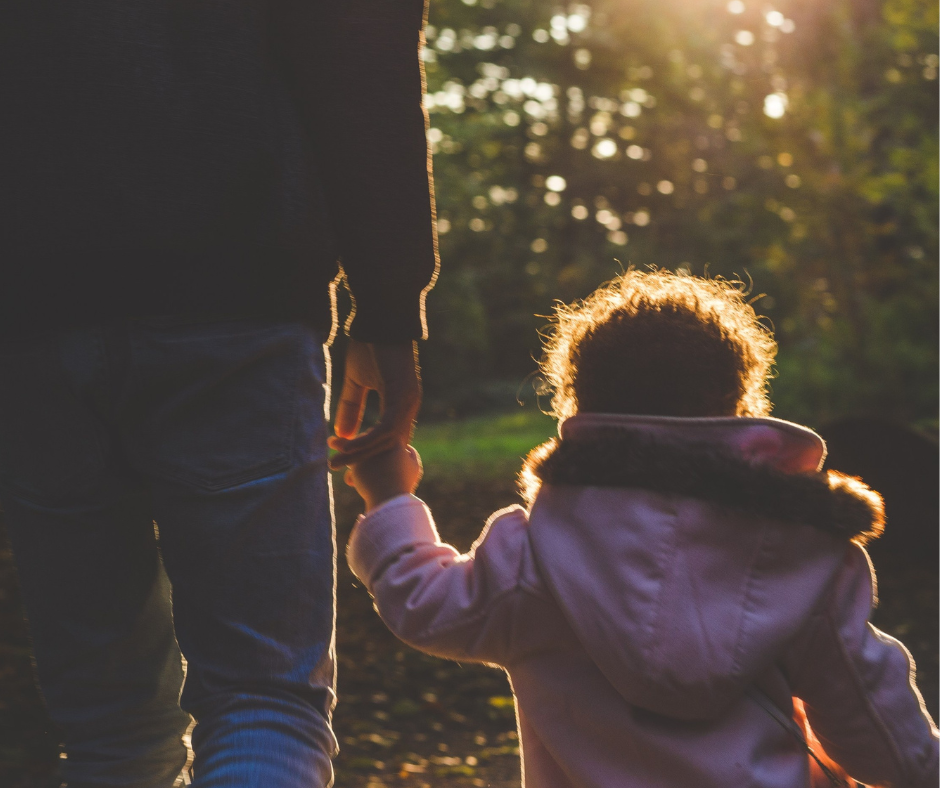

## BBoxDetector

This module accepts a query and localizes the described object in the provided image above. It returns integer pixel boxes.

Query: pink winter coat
[347,413,939,788]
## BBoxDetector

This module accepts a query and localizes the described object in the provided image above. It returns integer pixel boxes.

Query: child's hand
[345,443,422,512]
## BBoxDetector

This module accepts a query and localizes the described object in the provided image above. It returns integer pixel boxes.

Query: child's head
[540,269,777,420]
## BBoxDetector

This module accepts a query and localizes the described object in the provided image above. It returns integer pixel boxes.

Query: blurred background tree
[410,0,937,428]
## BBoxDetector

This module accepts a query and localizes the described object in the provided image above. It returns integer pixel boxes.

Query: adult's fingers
[328,426,399,470]
[377,387,419,442]
[370,343,421,439]
[333,376,368,440]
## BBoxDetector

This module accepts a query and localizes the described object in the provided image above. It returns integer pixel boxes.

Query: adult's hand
[328,339,421,470]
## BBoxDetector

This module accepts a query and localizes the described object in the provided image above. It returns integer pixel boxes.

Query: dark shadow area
[819,417,939,570]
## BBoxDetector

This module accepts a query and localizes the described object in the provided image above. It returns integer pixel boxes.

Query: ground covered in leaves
[1,472,936,788]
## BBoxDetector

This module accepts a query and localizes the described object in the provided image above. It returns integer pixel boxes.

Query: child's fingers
[405,445,423,483]
[344,468,356,487]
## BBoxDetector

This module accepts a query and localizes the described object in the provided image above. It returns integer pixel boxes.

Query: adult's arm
[272,0,439,342]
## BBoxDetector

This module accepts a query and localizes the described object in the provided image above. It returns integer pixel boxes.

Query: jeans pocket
[0,337,107,502]
[129,320,323,491]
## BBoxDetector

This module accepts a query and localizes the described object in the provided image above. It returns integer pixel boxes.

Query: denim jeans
[0,318,338,787]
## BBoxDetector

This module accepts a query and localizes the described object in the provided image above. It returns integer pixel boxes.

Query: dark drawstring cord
[745,687,855,788]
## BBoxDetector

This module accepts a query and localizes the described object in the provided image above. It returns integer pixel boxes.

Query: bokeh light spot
[608,230,628,245]
[571,128,590,149]
[593,138,617,158]
[763,92,788,118]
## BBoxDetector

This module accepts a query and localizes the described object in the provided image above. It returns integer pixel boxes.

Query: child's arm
[345,446,534,666]
[785,544,939,788]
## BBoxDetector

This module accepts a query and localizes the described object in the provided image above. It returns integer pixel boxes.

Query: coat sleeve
[346,495,533,666]
[785,543,939,788]
[270,0,438,342]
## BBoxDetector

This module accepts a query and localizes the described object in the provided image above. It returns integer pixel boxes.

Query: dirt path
[1,474,936,787]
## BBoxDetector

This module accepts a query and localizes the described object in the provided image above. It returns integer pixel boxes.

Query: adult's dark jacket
[0,0,437,341]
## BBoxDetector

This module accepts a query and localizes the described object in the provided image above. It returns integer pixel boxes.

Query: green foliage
[414,408,556,477]
[419,0,938,426]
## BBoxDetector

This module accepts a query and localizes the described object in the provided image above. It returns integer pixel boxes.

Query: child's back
[349,412,936,787]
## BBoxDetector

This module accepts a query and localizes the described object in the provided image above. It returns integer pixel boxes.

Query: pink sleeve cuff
[346,494,440,588]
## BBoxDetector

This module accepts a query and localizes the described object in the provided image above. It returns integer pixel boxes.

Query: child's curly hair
[520,269,777,504]
[542,268,776,420]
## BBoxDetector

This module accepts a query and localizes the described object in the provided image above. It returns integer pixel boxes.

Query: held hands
[328,339,421,470]
[329,339,423,508]
[345,444,422,512]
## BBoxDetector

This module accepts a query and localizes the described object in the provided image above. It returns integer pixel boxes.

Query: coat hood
[526,414,884,721]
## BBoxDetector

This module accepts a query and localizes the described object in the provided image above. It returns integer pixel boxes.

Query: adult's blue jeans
[0,318,338,787]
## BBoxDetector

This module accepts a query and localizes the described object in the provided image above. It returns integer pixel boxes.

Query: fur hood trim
[529,421,884,545]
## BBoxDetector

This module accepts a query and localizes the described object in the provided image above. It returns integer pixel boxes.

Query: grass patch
[413,409,556,479]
